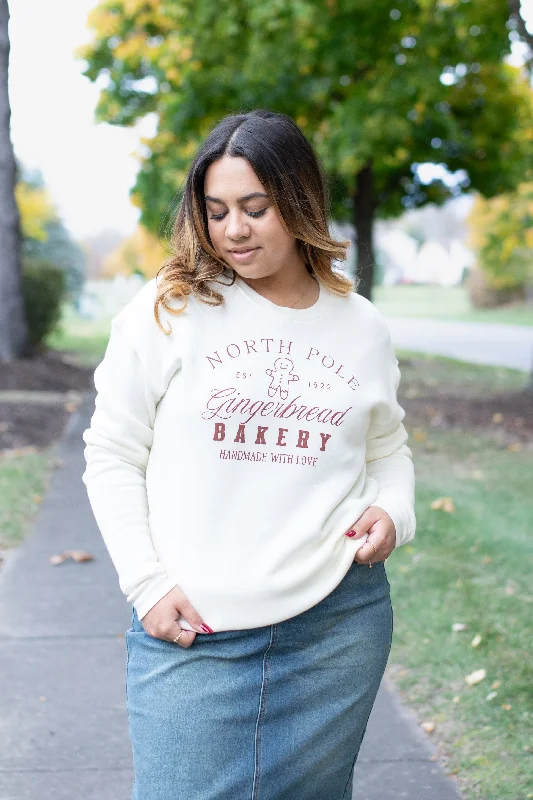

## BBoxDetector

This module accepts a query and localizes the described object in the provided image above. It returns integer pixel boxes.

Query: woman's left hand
[345,506,397,565]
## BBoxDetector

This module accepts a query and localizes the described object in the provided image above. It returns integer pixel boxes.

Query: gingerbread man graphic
[265,357,299,399]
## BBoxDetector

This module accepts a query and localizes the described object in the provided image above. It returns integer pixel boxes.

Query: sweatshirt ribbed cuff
[371,488,416,548]
[128,574,178,621]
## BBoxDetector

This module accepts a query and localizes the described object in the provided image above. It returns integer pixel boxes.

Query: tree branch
[507,0,533,72]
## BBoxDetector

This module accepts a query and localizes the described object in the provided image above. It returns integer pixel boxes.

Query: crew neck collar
[233,272,332,321]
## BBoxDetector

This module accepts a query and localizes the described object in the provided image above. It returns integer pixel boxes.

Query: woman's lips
[229,247,259,262]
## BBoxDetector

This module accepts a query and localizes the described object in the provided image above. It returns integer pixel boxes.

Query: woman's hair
[154,109,355,333]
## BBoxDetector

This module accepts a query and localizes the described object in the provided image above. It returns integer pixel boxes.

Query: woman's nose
[225,212,250,240]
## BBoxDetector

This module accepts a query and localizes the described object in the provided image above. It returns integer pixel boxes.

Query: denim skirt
[125,560,393,800]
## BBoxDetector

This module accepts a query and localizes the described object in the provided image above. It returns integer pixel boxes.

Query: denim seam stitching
[251,624,278,800]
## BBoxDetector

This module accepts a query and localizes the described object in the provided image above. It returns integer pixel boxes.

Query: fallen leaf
[421,721,436,733]
[452,622,467,632]
[49,549,94,565]
[413,428,426,441]
[481,556,491,565]
[430,496,456,513]
[492,680,501,689]
[69,550,94,562]
[492,412,504,424]
[501,703,512,711]
[465,669,486,686]
[471,634,482,648]
[507,443,522,452]
[49,553,69,565]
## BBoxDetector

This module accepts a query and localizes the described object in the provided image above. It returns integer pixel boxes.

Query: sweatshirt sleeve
[365,322,416,549]
[82,319,177,620]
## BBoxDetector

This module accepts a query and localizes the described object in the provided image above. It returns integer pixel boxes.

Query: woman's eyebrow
[204,192,269,203]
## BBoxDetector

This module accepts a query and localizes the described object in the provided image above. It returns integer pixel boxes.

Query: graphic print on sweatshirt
[200,334,362,469]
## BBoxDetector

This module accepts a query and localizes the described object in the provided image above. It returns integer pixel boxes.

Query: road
[385,316,533,372]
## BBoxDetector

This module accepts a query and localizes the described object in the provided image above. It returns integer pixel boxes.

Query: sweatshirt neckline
[233,272,332,320]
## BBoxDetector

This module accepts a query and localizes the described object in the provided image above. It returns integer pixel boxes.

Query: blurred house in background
[375,194,476,287]
[331,194,476,287]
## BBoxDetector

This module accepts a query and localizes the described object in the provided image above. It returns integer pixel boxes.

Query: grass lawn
[386,360,533,799]
[373,283,533,327]
[0,447,57,551]
[398,348,529,394]
[46,304,112,366]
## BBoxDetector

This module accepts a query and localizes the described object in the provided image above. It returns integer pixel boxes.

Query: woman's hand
[140,586,213,648]
[345,506,396,565]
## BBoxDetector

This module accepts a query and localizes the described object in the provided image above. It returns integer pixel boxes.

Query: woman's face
[204,155,305,280]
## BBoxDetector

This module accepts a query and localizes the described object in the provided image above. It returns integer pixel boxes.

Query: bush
[467,265,525,309]
[467,184,533,299]
[21,262,67,350]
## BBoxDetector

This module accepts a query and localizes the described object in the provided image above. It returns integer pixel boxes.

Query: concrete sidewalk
[0,395,462,800]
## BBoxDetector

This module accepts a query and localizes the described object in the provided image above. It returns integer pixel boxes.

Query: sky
[7,0,533,242]
[8,0,154,240]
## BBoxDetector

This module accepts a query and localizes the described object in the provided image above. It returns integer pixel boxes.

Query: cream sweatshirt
[82,272,416,631]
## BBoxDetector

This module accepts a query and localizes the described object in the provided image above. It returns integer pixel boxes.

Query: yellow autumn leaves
[102,225,168,279]
[467,182,533,292]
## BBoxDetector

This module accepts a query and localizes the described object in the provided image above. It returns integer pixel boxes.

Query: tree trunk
[0,0,28,362]
[352,160,375,301]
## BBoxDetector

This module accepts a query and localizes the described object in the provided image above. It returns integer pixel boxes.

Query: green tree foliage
[77,0,533,298]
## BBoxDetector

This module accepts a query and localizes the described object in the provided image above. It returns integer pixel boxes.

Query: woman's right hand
[139,586,213,648]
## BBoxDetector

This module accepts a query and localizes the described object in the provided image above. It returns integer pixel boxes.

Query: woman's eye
[209,208,267,221]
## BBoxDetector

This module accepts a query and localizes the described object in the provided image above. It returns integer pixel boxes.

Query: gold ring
[368,539,377,556]
[368,560,373,568]
[173,631,185,644]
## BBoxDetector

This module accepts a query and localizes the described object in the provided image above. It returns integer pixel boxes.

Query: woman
[82,109,416,800]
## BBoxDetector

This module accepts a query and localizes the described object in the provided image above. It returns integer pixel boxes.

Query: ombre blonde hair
[154,109,356,333]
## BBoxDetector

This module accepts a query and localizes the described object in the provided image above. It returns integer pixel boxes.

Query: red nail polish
[200,624,214,633]
[346,529,357,537]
